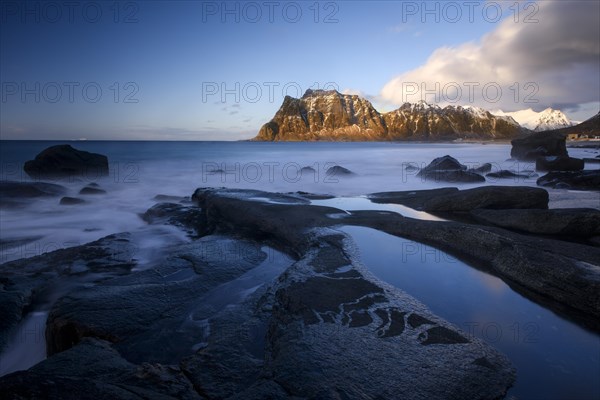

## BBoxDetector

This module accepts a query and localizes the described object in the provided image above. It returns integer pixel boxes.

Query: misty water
[1,141,599,393]
[341,226,600,400]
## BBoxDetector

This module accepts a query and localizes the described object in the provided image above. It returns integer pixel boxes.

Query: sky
[1,0,598,140]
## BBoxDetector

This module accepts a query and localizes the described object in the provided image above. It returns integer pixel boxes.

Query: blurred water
[1,141,598,263]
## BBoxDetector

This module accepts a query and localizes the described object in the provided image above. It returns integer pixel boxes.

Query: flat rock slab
[471,208,600,238]
[370,186,548,211]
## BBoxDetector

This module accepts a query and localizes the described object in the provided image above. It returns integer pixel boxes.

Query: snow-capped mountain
[493,108,574,131]
[254,90,523,141]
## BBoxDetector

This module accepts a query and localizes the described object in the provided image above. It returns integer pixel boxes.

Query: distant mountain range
[252,90,596,141]
[492,108,575,131]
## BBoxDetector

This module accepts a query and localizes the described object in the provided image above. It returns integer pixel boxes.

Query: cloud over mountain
[381,1,600,112]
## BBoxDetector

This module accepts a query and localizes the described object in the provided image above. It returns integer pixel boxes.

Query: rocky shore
[2,182,600,399]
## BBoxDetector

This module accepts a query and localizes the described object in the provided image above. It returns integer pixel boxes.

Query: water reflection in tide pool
[341,226,600,400]
[311,196,445,221]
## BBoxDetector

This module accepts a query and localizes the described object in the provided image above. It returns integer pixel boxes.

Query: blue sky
[1,1,598,140]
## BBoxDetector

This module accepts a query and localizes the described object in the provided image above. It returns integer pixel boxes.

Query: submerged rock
[486,170,535,179]
[0,181,66,208]
[79,186,107,195]
[59,196,86,205]
[23,145,109,180]
[326,165,354,176]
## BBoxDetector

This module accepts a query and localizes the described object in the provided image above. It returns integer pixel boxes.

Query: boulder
[24,145,109,179]
[418,155,466,173]
[537,170,600,191]
[510,131,568,161]
[417,156,484,183]
[536,156,584,171]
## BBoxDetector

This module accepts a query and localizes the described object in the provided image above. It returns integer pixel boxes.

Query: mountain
[254,90,523,141]
[493,108,574,131]
[542,111,600,137]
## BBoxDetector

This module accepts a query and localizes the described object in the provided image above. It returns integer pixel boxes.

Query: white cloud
[381,1,600,112]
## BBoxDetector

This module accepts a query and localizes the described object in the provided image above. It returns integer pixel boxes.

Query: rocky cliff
[253,90,523,141]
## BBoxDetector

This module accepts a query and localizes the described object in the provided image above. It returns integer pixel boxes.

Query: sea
[1,140,599,399]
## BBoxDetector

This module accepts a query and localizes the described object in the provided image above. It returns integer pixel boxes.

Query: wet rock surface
[470,208,600,238]
[0,188,520,399]
[370,186,548,212]
[4,187,600,398]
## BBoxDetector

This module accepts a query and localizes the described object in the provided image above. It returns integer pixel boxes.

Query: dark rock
[369,188,459,208]
[470,163,492,174]
[153,194,190,203]
[510,131,568,161]
[0,233,136,353]
[536,156,584,171]
[79,186,107,195]
[419,170,486,183]
[23,145,109,179]
[537,170,600,191]
[486,170,534,179]
[0,181,66,208]
[188,188,515,398]
[141,202,204,236]
[0,338,202,400]
[59,196,86,205]
[584,158,600,164]
[417,156,484,183]
[421,186,549,212]
[418,155,467,173]
[325,165,354,176]
[471,208,600,237]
